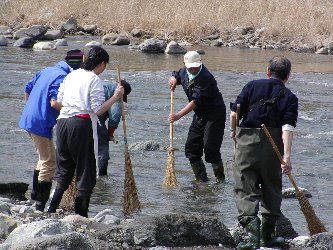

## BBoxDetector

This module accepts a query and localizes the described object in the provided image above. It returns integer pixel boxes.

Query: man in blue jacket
[168,51,226,182]
[97,80,131,176]
[18,50,84,211]
[229,56,298,249]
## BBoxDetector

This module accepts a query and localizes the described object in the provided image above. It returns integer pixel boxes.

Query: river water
[0,37,332,236]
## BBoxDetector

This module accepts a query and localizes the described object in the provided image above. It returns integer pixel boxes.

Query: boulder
[165,41,187,54]
[54,38,68,46]
[0,213,18,239]
[0,35,7,46]
[138,38,166,53]
[13,25,48,40]
[61,16,78,33]
[85,41,102,47]
[0,182,28,200]
[13,37,35,48]
[42,30,64,40]
[305,232,333,249]
[33,41,56,50]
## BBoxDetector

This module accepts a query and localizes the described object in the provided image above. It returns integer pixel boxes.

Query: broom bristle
[163,147,177,188]
[59,176,76,211]
[296,192,327,235]
[123,148,141,215]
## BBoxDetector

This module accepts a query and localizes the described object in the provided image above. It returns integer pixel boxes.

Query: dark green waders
[233,127,284,249]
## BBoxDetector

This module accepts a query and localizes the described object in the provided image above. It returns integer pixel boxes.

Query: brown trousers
[30,133,56,182]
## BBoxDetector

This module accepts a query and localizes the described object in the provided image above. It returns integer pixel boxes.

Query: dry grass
[1,0,333,44]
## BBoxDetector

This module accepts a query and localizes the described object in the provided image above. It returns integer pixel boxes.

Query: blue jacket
[230,78,298,128]
[100,83,122,129]
[18,61,71,139]
[172,65,226,120]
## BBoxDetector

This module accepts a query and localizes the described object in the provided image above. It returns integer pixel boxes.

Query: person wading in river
[168,51,226,182]
[229,56,298,249]
[46,46,124,217]
[18,50,84,212]
[97,80,132,176]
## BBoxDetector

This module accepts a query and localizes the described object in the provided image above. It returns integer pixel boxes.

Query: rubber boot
[237,217,261,250]
[31,170,39,201]
[47,185,65,213]
[190,159,209,182]
[261,217,285,247]
[74,195,91,217]
[35,181,52,212]
[212,162,225,182]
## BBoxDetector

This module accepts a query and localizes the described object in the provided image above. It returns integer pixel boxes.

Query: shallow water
[0,38,332,236]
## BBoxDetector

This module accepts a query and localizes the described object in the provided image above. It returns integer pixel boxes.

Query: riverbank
[1,189,332,250]
[1,0,333,55]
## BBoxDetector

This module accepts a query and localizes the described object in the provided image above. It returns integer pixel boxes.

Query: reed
[1,0,333,44]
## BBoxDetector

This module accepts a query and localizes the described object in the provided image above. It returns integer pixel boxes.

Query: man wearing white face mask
[168,51,226,182]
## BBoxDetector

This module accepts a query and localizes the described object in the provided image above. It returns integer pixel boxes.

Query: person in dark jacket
[97,80,132,176]
[229,56,298,249]
[168,51,226,182]
[18,50,84,211]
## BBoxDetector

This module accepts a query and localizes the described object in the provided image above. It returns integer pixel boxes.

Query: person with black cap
[18,49,84,211]
[97,80,132,176]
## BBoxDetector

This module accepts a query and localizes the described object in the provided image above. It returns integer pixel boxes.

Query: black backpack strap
[248,88,286,112]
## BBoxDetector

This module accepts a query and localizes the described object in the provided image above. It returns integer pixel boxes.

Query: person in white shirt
[47,46,124,217]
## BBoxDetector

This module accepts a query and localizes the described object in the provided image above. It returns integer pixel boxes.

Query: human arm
[168,100,196,122]
[23,71,41,101]
[281,128,293,175]
[229,111,237,142]
[96,86,124,116]
[107,100,121,140]
[169,70,182,90]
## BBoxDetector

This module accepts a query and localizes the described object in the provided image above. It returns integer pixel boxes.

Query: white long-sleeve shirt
[57,68,105,118]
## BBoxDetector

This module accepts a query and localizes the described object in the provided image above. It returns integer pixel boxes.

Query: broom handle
[170,90,174,148]
[116,65,128,144]
[261,124,300,194]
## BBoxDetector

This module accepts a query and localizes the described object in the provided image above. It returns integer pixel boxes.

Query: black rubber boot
[31,170,39,201]
[35,181,52,212]
[261,217,285,247]
[237,217,261,250]
[212,162,225,182]
[74,195,91,217]
[47,185,65,213]
[190,159,209,182]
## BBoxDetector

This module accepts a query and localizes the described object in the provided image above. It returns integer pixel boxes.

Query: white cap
[184,51,202,68]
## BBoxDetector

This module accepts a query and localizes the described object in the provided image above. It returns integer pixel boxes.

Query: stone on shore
[165,41,187,54]
[42,30,64,40]
[13,25,48,40]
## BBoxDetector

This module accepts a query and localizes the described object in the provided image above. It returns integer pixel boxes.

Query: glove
[108,127,115,141]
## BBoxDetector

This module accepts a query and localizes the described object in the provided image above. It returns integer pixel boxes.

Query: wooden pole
[163,90,177,187]
[116,65,141,215]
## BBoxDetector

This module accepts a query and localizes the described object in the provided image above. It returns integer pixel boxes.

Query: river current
[0,37,332,236]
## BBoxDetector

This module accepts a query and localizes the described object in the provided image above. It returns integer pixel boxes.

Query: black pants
[54,117,96,196]
[185,110,226,164]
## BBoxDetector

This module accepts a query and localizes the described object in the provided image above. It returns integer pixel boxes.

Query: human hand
[168,76,177,91]
[114,85,124,100]
[230,131,236,142]
[168,113,180,123]
[281,155,292,175]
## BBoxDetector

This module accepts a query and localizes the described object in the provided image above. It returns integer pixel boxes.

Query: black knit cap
[121,80,131,103]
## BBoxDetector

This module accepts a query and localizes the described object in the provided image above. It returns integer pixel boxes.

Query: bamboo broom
[163,90,177,187]
[116,65,141,215]
[261,124,327,235]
